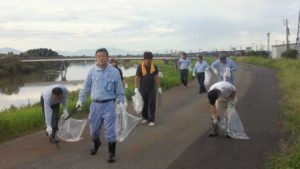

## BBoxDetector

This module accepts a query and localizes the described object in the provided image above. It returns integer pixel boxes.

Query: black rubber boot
[208,119,219,137]
[90,138,101,155]
[224,132,231,138]
[107,142,116,163]
[49,130,59,144]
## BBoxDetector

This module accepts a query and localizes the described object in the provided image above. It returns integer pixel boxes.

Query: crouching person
[207,81,249,139]
[76,48,124,163]
[41,84,68,144]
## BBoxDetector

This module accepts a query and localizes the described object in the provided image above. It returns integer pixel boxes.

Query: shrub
[281,49,298,59]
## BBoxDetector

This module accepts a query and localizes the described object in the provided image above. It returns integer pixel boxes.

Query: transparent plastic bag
[204,70,211,86]
[115,104,142,142]
[223,67,231,79]
[220,106,250,139]
[132,90,144,114]
[57,117,87,142]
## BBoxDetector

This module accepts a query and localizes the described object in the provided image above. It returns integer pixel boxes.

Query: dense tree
[20,48,60,58]
[281,49,298,59]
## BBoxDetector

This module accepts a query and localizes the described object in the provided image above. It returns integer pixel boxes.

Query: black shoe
[49,136,59,144]
[107,142,116,163]
[225,132,231,139]
[91,139,101,155]
[208,131,219,137]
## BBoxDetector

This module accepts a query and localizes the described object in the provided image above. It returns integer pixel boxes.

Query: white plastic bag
[57,117,87,142]
[115,104,142,142]
[158,72,164,78]
[204,70,211,86]
[220,106,250,139]
[223,67,231,79]
[132,90,144,114]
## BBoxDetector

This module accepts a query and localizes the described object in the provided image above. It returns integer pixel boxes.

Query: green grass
[234,56,300,169]
[0,90,91,143]
[1,59,213,143]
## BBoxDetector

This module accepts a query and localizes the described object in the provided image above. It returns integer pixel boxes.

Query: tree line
[0,48,62,78]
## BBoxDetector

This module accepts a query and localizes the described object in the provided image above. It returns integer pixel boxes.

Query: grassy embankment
[234,56,300,169]
[0,58,212,143]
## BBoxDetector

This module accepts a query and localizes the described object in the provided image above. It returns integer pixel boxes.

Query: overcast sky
[0,0,299,52]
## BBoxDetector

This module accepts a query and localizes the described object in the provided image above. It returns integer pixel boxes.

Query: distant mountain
[58,48,142,56]
[0,47,22,54]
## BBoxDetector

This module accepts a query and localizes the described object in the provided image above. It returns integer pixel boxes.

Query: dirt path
[0,63,282,169]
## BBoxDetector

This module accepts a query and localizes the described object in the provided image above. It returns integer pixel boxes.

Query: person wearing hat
[41,84,68,144]
[76,48,125,163]
[192,55,210,93]
[178,52,191,88]
[211,54,237,84]
[134,51,162,127]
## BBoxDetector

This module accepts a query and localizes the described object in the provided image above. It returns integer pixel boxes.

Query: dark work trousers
[197,72,206,93]
[140,90,156,122]
[180,69,188,87]
[40,96,60,131]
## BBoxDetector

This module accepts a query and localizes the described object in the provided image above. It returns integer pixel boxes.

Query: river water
[0,61,137,110]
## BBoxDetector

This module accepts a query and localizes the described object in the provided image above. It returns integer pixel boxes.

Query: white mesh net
[57,117,87,142]
[116,104,142,142]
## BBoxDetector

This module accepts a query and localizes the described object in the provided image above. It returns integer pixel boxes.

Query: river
[0,61,137,110]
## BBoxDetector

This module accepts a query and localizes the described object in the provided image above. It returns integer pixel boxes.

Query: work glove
[63,108,68,118]
[125,83,128,89]
[159,72,164,78]
[134,88,139,94]
[213,118,219,125]
[46,125,52,136]
[76,101,82,111]
[213,69,218,75]
[158,88,162,94]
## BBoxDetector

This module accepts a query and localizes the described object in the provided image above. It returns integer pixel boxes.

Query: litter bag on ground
[132,90,144,114]
[57,117,87,142]
[115,104,142,142]
[204,70,211,86]
[220,106,250,139]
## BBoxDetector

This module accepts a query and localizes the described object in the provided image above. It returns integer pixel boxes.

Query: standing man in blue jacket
[76,48,124,163]
[193,55,210,93]
[211,54,237,84]
[178,52,191,88]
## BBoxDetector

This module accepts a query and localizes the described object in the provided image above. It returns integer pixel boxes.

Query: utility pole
[295,10,300,52]
[283,19,290,50]
[267,32,270,56]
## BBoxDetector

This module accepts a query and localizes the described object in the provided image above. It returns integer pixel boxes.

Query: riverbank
[0,58,212,143]
[0,54,64,78]
[233,56,300,169]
